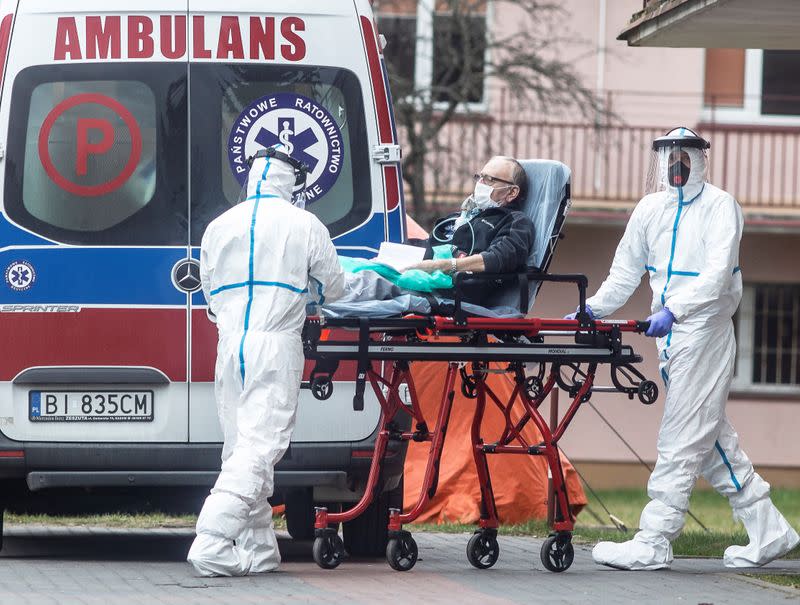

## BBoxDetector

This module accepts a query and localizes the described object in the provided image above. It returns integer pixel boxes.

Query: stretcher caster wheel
[386,531,418,571]
[466,530,499,569]
[313,531,345,569]
[524,376,543,399]
[540,533,574,573]
[637,380,658,405]
[311,376,333,400]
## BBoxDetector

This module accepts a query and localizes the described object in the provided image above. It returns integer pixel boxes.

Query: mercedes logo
[172,258,202,293]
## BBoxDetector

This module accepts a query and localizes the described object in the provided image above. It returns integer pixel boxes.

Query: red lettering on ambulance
[76,118,115,176]
[54,17,82,60]
[53,14,307,62]
[86,16,121,60]
[161,15,187,60]
[217,16,244,59]
[128,16,154,59]
[250,17,275,60]
[192,15,211,59]
[280,17,306,61]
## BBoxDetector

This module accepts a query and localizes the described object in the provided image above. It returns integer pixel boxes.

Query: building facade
[376,0,800,487]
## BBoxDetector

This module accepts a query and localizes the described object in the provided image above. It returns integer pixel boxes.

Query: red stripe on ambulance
[0,14,12,87]
[0,309,187,382]
[360,16,392,144]
[383,165,400,211]
[54,15,306,62]
[190,310,357,382]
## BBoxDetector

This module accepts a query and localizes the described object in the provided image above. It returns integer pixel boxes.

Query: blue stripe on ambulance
[0,246,188,305]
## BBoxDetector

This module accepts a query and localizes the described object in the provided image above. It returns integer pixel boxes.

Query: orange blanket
[403,361,587,524]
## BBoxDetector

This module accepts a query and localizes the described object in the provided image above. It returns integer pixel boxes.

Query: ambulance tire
[285,488,315,541]
[285,490,340,541]
[343,480,403,557]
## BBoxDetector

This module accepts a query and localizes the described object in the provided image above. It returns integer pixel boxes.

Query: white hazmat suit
[188,148,345,576]
[587,128,799,570]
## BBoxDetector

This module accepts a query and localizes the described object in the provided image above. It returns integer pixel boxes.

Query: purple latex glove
[645,307,675,337]
[564,305,595,321]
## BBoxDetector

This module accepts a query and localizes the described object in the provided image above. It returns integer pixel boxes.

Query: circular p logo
[38,93,143,197]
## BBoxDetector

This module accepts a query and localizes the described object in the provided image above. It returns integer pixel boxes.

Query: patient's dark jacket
[421,200,536,307]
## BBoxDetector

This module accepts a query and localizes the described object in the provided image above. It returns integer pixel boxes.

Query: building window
[734,284,800,392]
[760,51,800,116]
[375,0,488,107]
[703,49,800,124]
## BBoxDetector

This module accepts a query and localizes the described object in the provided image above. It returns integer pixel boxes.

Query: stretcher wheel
[637,380,658,405]
[311,376,333,400]
[540,533,574,572]
[386,532,418,571]
[524,376,543,399]
[466,531,500,569]
[313,532,345,569]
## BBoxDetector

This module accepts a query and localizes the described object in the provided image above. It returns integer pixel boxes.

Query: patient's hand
[408,259,449,273]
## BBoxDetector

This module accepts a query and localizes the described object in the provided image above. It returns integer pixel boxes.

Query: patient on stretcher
[319,158,571,319]
[405,156,534,307]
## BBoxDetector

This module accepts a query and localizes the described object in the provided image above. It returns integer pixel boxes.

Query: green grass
[6,512,198,528]
[6,512,289,530]
[743,573,800,590]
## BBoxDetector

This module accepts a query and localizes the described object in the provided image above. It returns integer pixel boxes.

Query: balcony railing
[420,120,800,216]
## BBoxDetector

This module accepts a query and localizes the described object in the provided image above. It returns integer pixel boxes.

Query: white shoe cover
[238,525,281,573]
[724,498,800,568]
[592,536,673,570]
[187,533,253,577]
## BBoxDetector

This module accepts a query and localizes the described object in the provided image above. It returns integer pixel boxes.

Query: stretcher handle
[452,269,589,324]
[636,320,651,333]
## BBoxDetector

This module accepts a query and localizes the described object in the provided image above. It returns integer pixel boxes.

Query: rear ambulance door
[186,1,386,443]
[0,2,192,443]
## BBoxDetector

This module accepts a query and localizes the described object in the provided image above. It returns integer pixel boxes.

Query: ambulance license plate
[29,391,154,422]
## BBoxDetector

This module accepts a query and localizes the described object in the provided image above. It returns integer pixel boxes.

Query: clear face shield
[645,128,710,199]
[236,146,309,208]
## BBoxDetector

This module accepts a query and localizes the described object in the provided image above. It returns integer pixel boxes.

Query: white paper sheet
[372,242,426,272]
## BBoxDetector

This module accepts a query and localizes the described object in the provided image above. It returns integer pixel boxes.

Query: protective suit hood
[658,146,706,204]
[651,127,709,204]
[245,154,296,204]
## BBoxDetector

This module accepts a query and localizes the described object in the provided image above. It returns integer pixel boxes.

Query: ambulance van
[0,0,406,554]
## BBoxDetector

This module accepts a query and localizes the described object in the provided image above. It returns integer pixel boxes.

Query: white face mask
[472,182,500,210]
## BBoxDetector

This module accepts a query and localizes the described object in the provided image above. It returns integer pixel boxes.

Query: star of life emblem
[5,260,36,291]
[227,92,345,205]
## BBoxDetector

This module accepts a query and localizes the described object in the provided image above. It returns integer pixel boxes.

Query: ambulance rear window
[189,64,371,243]
[5,64,187,245]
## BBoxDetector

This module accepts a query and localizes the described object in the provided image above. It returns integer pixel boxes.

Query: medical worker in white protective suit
[188,145,345,576]
[577,127,799,570]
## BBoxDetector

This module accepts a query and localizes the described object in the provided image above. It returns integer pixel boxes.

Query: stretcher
[301,272,658,572]
[301,160,657,571]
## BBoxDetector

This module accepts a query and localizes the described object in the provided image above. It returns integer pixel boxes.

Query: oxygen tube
[430,213,476,256]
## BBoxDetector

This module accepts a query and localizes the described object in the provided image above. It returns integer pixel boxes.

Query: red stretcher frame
[302,314,657,572]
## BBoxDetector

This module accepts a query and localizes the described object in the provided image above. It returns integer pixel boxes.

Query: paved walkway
[1,526,799,604]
